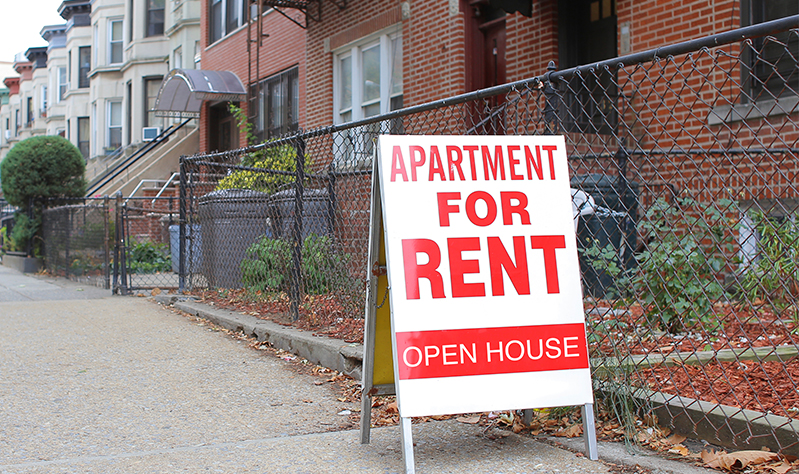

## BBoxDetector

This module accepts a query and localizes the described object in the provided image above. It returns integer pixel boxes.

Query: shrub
[630,197,732,333]
[241,234,352,295]
[0,136,86,256]
[127,240,171,274]
[740,211,799,316]
[0,136,86,209]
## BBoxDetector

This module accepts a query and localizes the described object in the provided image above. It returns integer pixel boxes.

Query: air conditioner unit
[142,127,161,142]
[3,130,10,140]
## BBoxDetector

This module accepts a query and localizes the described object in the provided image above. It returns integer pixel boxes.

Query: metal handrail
[151,172,179,203]
[85,118,191,196]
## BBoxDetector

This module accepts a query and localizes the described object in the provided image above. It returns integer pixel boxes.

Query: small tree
[0,136,86,255]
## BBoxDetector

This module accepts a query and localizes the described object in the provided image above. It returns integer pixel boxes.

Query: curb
[150,294,789,469]
[153,294,364,380]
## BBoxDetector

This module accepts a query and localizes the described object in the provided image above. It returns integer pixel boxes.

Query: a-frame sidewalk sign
[360,135,598,473]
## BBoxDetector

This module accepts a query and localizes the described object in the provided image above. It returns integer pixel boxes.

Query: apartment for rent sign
[377,135,593,418]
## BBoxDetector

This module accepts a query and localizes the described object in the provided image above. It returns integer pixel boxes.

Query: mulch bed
[191,289,799,421]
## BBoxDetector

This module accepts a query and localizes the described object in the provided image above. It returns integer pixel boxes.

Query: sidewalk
[0,266,713,473]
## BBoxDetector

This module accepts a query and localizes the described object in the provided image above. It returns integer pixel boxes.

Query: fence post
[543,61,561,134]
[103,195,111,290]
[290,138,306,322]
[327,162,336,235]
[178,156,187,294]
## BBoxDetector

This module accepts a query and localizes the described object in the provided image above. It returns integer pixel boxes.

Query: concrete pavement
[0,265,712,473]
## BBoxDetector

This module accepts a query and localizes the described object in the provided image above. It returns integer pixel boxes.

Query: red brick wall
[199,3,307,152]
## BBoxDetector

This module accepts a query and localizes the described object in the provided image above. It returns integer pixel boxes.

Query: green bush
[630,197,732,333]
[241,234,352,295]
[128,240,171,274]
[740,211,799,316]
[0,135,86,256]
[0,136,86,208]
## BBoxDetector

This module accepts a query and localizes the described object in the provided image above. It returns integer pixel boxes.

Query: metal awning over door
[153,69,247,118]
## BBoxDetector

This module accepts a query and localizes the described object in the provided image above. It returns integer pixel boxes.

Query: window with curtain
[78,46,91,88]
[107,101,122,149]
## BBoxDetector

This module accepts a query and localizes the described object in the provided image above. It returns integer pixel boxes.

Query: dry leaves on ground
[701,449,799,473]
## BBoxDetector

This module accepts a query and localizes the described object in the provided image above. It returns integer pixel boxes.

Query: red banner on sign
[395,324,589,380]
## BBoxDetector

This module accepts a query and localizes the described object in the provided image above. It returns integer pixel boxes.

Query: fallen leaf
[151,288,162,296]
[702,449,779,470]
[768,461,794,474]
[385,401,398,414]
[668,445,690,456]
[456,415,481,424]
[663,433,687,446]
[553,424,583,438]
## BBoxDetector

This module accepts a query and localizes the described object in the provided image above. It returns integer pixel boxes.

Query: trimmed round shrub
[1,135,86,208]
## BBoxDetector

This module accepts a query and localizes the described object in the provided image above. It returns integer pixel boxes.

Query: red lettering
[448,237,486,298]
[402,239,446,299]
[429,146,447,181]
[437,192,461,227]
[390,146,408,182]
[525,145,543,180]
[463,145,479,180]
[409,145,426,182]
[482,145,506,180]
[488,236,530,296]
[542,145,558,180]
[530,235,566,294]
[446,146,466,181]
[465,191,497,227]
[508,145,523,180]
[500,191,530,225]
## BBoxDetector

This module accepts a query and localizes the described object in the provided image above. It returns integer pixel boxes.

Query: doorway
[464,0,507,133]
[557,0,618,134]
[209,102,239,152]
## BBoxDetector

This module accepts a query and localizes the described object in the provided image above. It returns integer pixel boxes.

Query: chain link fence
[41,197,112,288]
[190,16,799,455]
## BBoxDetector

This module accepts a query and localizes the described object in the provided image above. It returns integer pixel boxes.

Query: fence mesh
[42,198,111,288]
[179,22,799,454]
[119,197,180,292]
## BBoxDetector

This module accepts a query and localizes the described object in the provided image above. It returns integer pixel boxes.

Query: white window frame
[57,66,68,102]
[109,19,124,65]
[332,26,402,170]
[41,85,47,117]
[333,27,402,125]
[210,0,247,44]
[107,100,122,150]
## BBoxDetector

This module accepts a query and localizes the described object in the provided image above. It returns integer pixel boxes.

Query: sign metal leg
[582,403,598,460]
[400,416,416,474]
[360,391,373,444]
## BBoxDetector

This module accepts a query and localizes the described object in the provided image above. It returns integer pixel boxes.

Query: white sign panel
[377,135,593,418]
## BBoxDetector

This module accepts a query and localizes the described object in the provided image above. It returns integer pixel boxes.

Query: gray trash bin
[570,174,639,298]
[169,224,202,273]
[199,189,274,288]
[270,188,331,239]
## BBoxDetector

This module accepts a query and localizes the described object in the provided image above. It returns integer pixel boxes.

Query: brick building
[197,2,307,153]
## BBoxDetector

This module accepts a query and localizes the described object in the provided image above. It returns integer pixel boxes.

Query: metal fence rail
[173,17,799,455]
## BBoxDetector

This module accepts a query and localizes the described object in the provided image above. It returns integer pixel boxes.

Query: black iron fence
[177,17,799,455]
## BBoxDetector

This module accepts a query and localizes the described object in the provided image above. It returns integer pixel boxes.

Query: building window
[147,0,165,37]
[741,0,799,102]
[77,116,90,158]
[250,67,299,142]
[41,86,47,117]
[144,77,163,128]
[334,30,403,124]
[333,28,403,168]
[78,46,91,88]
[173,46,183,69]
[58,66,68,101]
[209,0,247,44]
[109,19,123,64]
[26,97,33,127]
[107,101,122,150]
